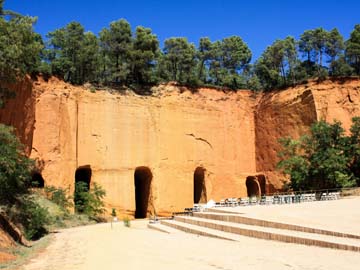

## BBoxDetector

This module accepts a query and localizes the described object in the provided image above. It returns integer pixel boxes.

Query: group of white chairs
[213,191,341,207]
[320,192,341,200]
[185,191,342,214]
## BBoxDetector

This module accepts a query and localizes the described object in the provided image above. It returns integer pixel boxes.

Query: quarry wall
[1,77,359,216]
[255,79,360,172]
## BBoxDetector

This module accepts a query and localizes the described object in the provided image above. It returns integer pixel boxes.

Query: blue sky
[5,0,360,61]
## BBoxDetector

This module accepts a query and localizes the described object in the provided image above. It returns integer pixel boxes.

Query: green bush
[277,119,360,190]
[0,124,34,203]
[74,182,106,219]
[10,196,51,240]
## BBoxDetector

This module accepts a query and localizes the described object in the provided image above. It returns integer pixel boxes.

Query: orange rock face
[0,77,35,155]
[255,79,360,188]
[1,77,359,216]
[20,78,257,216]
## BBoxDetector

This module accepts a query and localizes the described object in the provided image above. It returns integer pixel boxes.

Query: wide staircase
[148,209,360,252]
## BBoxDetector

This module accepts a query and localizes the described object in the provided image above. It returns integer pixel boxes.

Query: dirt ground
[0,251,16,264]
[20,197,360,270]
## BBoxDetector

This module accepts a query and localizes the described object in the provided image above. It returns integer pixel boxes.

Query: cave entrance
[246,176,260,197]
[74,165,92,213]
[31,172,44,188]
[257,174,266,195]
[134,167,152,219]
[194,167,207,204]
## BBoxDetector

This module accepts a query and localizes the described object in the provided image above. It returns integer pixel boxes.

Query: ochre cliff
[0,77,359,216]
[0,78,35,155]
[12,78,257,216]
[255,78,360,183]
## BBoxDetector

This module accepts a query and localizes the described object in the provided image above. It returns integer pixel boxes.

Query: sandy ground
[218,196,360,235]
[21,198,360,270]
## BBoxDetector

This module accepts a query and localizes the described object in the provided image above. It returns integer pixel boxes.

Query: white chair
[259,196,266,205]
[231,198,239,207]
[219,199,226,207]
[320,192,328,200]
[240,197,249,206]
[265,196,274,205]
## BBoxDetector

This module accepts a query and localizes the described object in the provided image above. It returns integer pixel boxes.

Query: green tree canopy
[219,36,252,88]
[99,19,132,84]
[46,21,100,84]
[47,22,84,83]
[346,117,360,186]
[204,36,251,89]
[346,24,360,75]
[2,1,360,92]
[80,32,100,83]
[161,37,197,84]
[255,36,300,90]
[130,26,159,85]
[326,28,345,62]
[0,12,43,106]
[221,36,252,74]
[197,37,213,83]
[298,28,329,77]
[277,120,359,191]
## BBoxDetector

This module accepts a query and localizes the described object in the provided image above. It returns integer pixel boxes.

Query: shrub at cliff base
[0,124,50,240]
[74,182,106,220]
[9,197,51,240]
[277,118,360,191]
[0,124,33,203]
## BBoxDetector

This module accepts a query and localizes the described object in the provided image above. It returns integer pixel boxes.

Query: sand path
[22,198,360,270]
[218,196,360,235]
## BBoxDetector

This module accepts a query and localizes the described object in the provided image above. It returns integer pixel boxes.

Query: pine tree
[346,24,360,75]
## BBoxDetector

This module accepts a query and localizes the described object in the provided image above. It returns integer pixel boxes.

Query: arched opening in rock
[74,165,92,213]
[134,167,152,219]
[257,174,266,195]
[246,176,260,197]
[31,172,44,188]
[194,167,207,204]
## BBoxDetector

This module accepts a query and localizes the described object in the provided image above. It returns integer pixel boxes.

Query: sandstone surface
[255,78,360,177]
[1,77,359,216]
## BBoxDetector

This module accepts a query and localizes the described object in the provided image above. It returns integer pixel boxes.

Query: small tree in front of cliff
[345,117,360,186]
[74,182,106,220]
[277,120,357,191]
[0,124,34,203]
[0,123,50,240]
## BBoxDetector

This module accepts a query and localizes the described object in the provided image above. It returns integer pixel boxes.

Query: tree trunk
[280,63,286,84]
[172,61,177,81]
[198,60,205,82]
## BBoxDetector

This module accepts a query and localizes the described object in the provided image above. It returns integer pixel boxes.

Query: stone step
[160,219,238,241]
[172,215,360,252]
[147,222,178,234]
[197,210,360,240]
